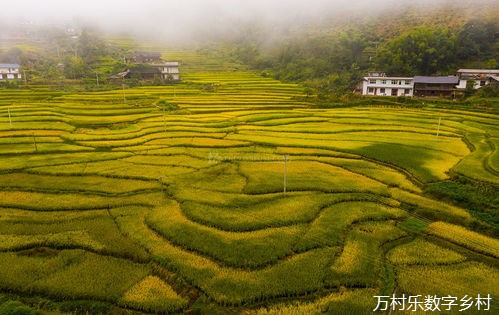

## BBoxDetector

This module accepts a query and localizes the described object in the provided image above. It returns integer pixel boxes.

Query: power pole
[163,106,167,133]
[122,83,126,104]
[283,155,289,193]
[96,72,99,86]
[32,133,38,152]
[436,117,441,140]
[7,107,12,129]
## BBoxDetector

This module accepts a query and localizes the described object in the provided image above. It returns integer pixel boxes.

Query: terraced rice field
[0,56,498,313]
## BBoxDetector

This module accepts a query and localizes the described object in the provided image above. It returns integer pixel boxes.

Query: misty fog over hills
[1,0,497,45]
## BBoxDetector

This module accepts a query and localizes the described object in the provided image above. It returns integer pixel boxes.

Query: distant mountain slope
[226,0,498,95]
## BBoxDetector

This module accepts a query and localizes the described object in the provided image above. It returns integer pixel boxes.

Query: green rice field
[0,50,498,314]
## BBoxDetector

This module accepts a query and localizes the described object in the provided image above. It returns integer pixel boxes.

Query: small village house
[152,61,180,81]
[110,62,180,82]
[360,71,414,96]
[0,63,21,80]
[456,69,499,89]
[413,76,459,98]
[111,51,180,82]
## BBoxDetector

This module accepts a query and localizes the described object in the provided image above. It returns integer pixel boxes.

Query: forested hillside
[227,0,498,96]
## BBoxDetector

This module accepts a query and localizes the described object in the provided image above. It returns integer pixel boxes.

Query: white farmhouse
[456,69,499,89]
[0,64,21,80]
[153,61,180,81]
[360,72,414,97]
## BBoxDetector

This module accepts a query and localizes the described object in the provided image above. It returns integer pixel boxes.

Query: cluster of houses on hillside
[3,55,497,99]
[0,51,180,83]
[358,69,499,98]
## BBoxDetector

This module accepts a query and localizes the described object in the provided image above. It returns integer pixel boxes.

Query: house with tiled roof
[0,64,21,80]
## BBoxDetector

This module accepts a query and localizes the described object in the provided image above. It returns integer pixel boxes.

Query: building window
[404,89,410,94]
[392,80,398,85]
[382,80,387,84]
[405,81,411,85]
[368,87,374,93]
[369,79,376,84]
[480,81,486,86]
[380,88,385,94]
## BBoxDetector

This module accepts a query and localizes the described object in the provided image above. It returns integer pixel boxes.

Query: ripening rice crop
[228,129,469,182]
[453,133,499,184]
[0,151,132,172]
[0,136,63,145]
[35,251,150,301]
[114,207,338,305]
[0,250,149,301]
[390,188,472,224]
[0,142,94,154]
[387,238,466,265]
[322,157,421,192]
[28,159,196,180]
[146,201,305,268]
[274,146,358,158]
[123,154,209,169]
[427,222,499,258]
[0,231,104,251]
[255,288,377,315]
[1,60,498,313]
[180,192,393,231]
[0,191,162,210]
[0,121,75,132]
[0,214,149,260]
[0,172,159,194]
[147,137,251,148]
[119,276,188,313]
[488,138,499,172]
[294,201,405,251]
[327,221,406,287]
[396,262,499,299]
[173,163,247,193]
[239,160,389,195]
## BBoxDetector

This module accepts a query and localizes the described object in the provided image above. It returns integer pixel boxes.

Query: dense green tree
[456,20,498,62]
[77,29,107,63]
[465,79,477,96]
[63,56,88,79]
[376,27,457,76]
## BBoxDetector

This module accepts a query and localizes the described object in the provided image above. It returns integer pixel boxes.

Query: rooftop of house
[414,76,459,84]
[109,70,129,80]
[131,51,162,58]
[457,69,499,74]
[364,76,413,80]
[367,71,387,77]
[0,64,20,68]
[151,62,180,67]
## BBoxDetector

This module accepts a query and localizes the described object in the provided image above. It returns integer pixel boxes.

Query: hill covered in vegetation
[225,0,498,96]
